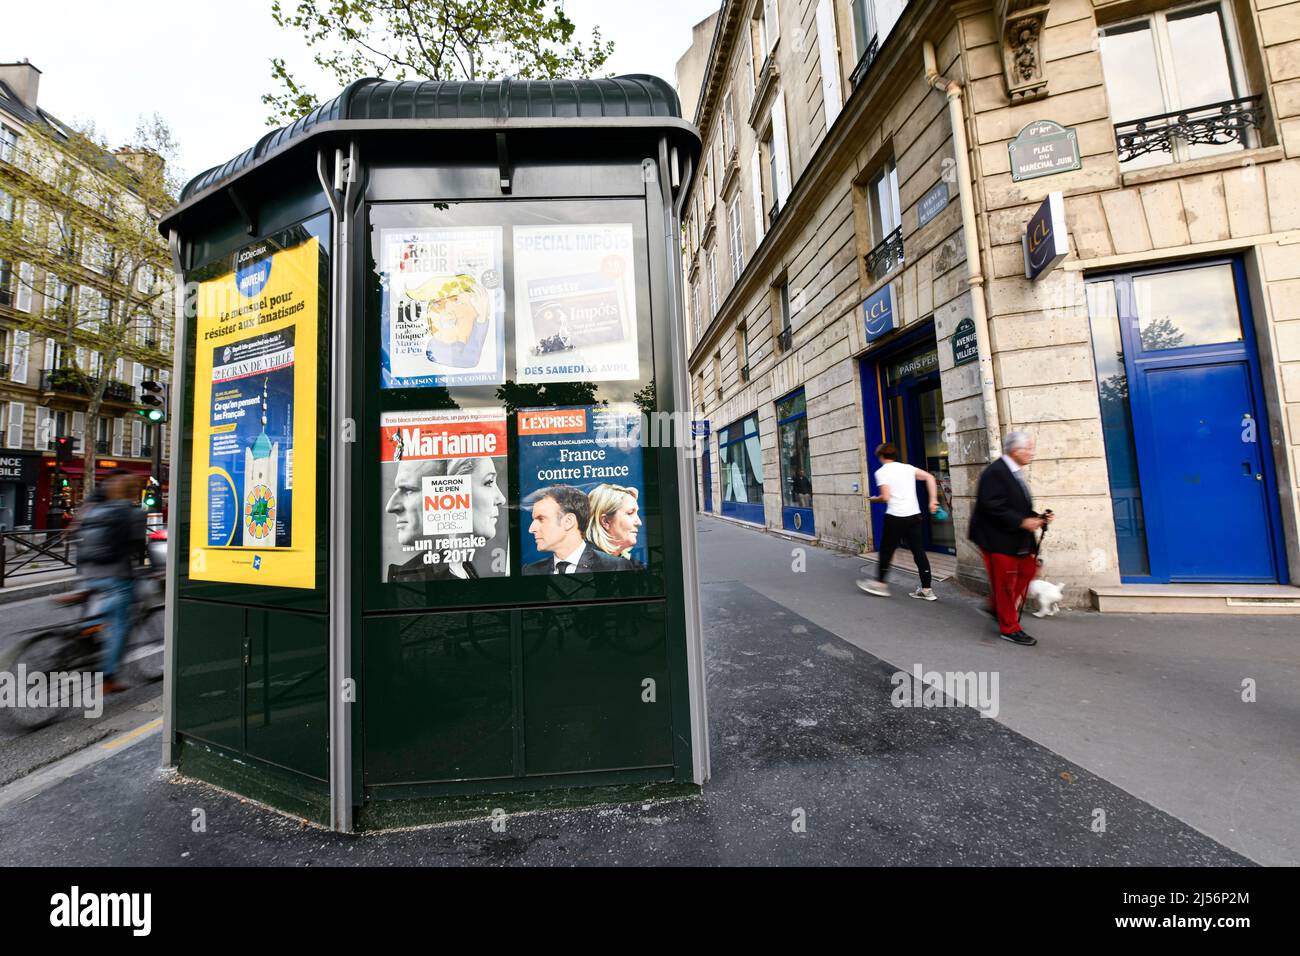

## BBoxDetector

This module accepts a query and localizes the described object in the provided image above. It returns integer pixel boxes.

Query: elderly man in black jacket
[969,431,1053,646]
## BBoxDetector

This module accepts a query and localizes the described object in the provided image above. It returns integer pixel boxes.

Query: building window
[775,280,793,352]
[866,159,904,280]
[16,264,33,313]
[736,323,749,381]
[776,387,813,526]
[728,197,744,282]
[0,259,11,308]
[763,131,778,227]
[708,248,719,316]
[718,412,765,523]
[692,281,702,342]
[0,187,12,224]
[1099,1,1258,171]
[722,92,737,157]
[0,125,17,165]
[851,0,878,60]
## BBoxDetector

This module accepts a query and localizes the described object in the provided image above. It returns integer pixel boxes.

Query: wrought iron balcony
[777,326,793,353]
[865,226,904,281]
[768,199,782,229]
[0,363,9,378]
[740,364,750,383]
[39,369,136,404]
[140,444,153,459]
[849,35,880,89]
[94,440,109,454]
[1114,95,1264,165]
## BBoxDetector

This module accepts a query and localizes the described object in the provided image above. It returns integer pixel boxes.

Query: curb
[0,575,79,606]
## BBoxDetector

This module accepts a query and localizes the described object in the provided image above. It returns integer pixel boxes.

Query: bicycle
[0,570,166,731]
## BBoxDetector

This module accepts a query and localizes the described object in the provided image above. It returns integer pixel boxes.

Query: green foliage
[263,0,616,125]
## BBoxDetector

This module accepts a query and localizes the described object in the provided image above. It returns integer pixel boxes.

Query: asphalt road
[0,593,164,786]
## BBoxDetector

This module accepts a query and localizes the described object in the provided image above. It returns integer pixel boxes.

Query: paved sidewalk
[697,515,1300,866]
[0,566,79,605]
[0,520,1261,866]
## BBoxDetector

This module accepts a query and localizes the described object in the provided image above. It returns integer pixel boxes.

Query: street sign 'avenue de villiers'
[1008,120,1081,182]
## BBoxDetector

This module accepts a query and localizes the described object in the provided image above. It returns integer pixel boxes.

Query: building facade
[0,60,174,529]
[679,0,1300,604]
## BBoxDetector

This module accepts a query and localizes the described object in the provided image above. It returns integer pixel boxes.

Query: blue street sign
[1023,190,1069,280]
[863,283,898,342]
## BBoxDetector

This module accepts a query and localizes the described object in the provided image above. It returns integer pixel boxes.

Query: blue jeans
[86,576,136,679]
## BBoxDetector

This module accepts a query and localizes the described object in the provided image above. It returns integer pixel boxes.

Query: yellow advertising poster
[189,236,319,588]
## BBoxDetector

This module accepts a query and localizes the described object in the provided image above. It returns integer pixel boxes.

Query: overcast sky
[5,0,719,186]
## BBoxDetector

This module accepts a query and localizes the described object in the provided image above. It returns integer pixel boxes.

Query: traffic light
[137,380,167,424]
[54,435,74,464]
[53,468,70,491]
[142,479,161,509]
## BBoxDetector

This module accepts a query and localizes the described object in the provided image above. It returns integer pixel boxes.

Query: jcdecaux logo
[235,244,272,299]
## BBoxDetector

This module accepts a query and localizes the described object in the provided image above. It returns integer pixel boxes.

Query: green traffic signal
[136,406,166,423]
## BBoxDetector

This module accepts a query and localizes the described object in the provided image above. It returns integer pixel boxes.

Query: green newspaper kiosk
[157,76,708,831]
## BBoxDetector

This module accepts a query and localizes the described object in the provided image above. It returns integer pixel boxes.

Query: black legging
[877,513,932,588]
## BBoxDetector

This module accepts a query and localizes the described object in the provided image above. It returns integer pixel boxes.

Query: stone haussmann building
[678,0,1300,611]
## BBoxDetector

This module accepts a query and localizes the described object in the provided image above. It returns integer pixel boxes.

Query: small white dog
[1026,579,1065,618]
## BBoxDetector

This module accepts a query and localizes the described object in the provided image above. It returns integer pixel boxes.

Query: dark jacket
[969,457,1038,556]
[77,498,146,578]
[523,544,631,575]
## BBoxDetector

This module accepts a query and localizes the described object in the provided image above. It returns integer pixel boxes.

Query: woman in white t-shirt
[857,442,940,600]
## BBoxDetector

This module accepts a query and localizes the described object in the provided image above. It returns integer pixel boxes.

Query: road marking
[101,718,162,750]
[0,714,163,813]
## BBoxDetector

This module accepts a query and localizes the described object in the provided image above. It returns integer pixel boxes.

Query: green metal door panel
[364,611,514,786]
[174,600,244,750]
[522,601,673,775]
[246,609,329,781]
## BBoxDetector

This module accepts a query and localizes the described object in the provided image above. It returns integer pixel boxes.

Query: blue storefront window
[776,388,814,535]
[1086,279,1152,576]
[718,413,765,524]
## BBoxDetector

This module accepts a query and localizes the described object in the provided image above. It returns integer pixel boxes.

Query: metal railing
[39,368,136,403]
[0,528,75,588]
[866,226,904,281]
[740,364,750,383]
[777,326,793,353]
[768,199,782,229]
[1114,95,1264,165]
[849,34,880,89]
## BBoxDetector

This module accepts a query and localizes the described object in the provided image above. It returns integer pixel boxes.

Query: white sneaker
[856,578,890,597]
[909,587,938,601]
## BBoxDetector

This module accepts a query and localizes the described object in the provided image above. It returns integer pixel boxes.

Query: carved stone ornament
[998,0,1050,103]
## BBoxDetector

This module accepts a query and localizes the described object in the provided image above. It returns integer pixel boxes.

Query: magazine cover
[512,224,639,383]
[380,226,505,388]
[518,404,645,574]
[189,234,319,589]
[379,407,510,582]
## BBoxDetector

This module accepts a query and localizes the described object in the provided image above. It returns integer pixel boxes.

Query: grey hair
[1003,431,1032,454]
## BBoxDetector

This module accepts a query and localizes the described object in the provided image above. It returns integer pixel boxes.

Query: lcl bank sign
[1023,190,1069,281]
[862,283,898,343]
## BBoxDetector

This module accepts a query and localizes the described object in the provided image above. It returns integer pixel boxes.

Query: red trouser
[981,549,1038,635]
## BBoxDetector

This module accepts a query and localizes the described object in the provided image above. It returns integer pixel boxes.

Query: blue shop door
[1118,259,1285,582]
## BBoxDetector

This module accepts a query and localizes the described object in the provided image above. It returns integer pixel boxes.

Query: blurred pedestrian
[76,471,146,693]
[969,432,1053,646]
[857,442,939,600]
